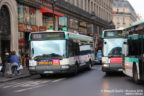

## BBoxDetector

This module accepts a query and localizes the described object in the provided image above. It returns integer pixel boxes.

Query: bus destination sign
[31,32,65,40]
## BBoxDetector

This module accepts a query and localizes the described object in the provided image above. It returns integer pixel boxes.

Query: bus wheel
[72,65,78,75]
[133,66,141,84]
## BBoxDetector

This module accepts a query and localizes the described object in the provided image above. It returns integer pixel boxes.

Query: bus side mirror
[104,42,107,44]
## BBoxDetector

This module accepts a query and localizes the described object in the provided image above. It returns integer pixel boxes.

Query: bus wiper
[49,53,63,59]
[34,54,51,60]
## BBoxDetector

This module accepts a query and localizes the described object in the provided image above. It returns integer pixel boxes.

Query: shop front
[41,8,64,30]
[68,18,79,32]
[78,21,87,35]
[58,16,68,31]
[0,0,18,58]
[18,3,38,56]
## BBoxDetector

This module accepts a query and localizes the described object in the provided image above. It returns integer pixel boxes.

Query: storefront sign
[18,23,38,32]
[79,21,87,27]
[18,23,25,32]
[39,26,47,31]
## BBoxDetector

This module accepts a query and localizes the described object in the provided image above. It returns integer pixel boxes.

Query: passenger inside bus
[108,47,122,56]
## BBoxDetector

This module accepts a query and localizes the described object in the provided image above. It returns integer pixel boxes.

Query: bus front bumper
[29,65,75,74]
[102,63,123,72]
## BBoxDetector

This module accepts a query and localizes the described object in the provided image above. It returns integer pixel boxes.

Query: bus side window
[75,43,80,56]
[68,40,74,57]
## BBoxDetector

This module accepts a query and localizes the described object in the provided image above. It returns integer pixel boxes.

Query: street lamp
[51,0,57,30]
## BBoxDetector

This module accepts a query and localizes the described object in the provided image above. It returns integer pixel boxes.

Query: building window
[58,17,68,30]
[42,14,53,29]
[29,8,36,25]
[18,4,36,25]
[85,0,87,11]
[81,0,83,9]
[23,5,30,24]
[117,16,120,24]
[18,4,24,23]
[88,0,90,12]
[91,2,93,13]
[123,17,125,24]
[43,15,49,28]
[73,0,75,5]
[77,0,79,7]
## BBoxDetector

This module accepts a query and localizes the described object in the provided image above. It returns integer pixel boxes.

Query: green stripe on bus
[65,34,69,39]
[128,35,143,40]
[125,58,138,63]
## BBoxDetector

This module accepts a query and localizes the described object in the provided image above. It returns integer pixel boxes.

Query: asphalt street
[0,65,144,96]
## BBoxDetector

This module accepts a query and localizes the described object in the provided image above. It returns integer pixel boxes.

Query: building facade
[0,0,113,58]
[112,0,138,29]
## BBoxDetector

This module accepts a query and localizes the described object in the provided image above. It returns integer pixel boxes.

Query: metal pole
[52,0,55,30]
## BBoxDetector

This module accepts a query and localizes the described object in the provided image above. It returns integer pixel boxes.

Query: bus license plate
[38,61,52,65]
[44,71,54,74]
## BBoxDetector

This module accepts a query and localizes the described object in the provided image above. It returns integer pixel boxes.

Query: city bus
[102,29,126,74]
[28,31,94,77]
[123,21,144,83]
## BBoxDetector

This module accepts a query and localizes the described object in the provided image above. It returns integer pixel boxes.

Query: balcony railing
[48,0,110,26]
[16,0,42,8]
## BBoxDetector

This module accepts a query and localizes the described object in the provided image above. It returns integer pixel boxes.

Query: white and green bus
[123,21,144,83]
[102,29,126,74]
[28,31,94,77]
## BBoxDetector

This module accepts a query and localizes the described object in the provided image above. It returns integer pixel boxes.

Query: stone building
[112,0,138,29]
[0,0,113,57]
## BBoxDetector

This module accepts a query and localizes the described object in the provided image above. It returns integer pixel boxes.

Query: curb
[0,74,31,83]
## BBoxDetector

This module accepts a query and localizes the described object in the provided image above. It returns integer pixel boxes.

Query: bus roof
[124,21,144,31]
[30,31,93,42]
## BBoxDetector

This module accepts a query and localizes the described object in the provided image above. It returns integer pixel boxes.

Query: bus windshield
[30,40,66,59]
[103,38,124,57]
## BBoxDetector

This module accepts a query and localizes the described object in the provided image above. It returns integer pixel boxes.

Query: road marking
[15,78,65,93]
[52,78,65,83]
[15,84,45,93]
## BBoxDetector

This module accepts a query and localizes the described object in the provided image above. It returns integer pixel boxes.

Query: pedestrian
[1,52,10,76]
[0,56,2,71]
[10,51,20,76]
[25,49,29,69]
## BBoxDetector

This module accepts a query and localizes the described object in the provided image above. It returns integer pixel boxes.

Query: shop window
[29,8,36,25]
[18,4,36,25]
[18,4,24,23]
[58,17,68,31]
[42,13,53,29]
[23,5,30,24]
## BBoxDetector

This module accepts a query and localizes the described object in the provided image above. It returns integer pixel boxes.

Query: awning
[41,8,64,17]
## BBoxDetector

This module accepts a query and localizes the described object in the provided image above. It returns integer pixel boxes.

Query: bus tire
[106,72,110,76]
[71,64,78,76]
[40,74,47,78]
[133,65,141,84]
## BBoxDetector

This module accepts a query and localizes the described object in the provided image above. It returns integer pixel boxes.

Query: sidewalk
[0,67,31,83]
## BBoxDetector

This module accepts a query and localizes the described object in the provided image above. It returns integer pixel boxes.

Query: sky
[128,0,144,19]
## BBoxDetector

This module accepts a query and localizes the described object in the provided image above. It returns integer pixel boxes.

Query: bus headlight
[102,63,109,67]
[29,60,37,66]
[61,65,69,69]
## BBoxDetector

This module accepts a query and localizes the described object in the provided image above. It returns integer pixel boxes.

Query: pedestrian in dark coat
[1,52,10,76]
